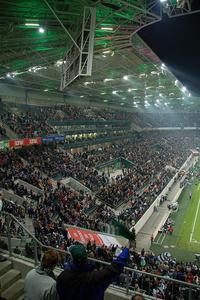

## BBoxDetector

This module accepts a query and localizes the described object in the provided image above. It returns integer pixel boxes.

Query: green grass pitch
[151,164,200,262]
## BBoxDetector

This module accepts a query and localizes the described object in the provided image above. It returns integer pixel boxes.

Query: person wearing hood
[24,249,59,300]
[57,244,129,300]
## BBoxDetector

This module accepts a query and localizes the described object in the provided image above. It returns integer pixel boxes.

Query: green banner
[0,140,8,150]
[111,219,135,241]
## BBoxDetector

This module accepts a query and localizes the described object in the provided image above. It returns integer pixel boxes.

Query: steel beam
[43,0,81,51]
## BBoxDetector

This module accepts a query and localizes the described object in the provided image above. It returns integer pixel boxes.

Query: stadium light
[104,78,113,82]
[39,27,45,33]
[101,27,114,31]
[25,23,40,27]
[123,75,128,80]
[103,50,111,54]
[182,86,186,92]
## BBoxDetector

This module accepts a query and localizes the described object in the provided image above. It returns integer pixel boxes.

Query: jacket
[24,267,59,300]
[56,261,123,300]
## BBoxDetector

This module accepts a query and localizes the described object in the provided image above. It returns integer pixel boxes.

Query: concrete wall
[17,179,43,195]
[61,177,93,195]
[2,189,28,206]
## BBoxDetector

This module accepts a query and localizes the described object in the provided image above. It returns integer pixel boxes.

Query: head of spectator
[41,249,59,271]
[69,244,88,266]
[132,294,145,300]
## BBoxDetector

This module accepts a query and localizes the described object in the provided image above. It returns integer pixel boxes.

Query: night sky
[139,3,200,96]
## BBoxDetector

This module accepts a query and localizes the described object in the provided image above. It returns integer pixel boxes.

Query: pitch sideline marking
[190,198,200,243]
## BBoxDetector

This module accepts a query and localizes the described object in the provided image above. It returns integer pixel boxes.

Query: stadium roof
[0,0,198,110]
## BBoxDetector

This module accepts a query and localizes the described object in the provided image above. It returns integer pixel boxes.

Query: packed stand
[0,125,7,140]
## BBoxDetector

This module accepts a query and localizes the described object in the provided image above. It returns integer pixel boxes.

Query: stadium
[0,0,200,299]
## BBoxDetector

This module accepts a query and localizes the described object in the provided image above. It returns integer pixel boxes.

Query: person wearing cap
[24,250,59,300]
[57,244,129,300]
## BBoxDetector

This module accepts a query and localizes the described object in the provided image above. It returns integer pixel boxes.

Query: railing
[48,120,131,126]
[1,212,200,299]
[96,157,135,170]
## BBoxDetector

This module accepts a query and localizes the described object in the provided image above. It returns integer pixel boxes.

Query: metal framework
[60,7,96,90]
[0,0,200,95]
[161,0,193,17]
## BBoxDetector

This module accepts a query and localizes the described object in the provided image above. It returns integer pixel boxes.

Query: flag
[111,219,135,241]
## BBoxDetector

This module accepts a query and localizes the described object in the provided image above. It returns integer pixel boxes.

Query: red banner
[9,137,42,148]
[67,228,104,246]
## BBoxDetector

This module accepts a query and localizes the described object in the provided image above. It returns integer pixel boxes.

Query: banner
[0,140,8,150]
[42,135,65,144]
[9,137,42,148]
[110,219,135,241]
[67,227,122,247]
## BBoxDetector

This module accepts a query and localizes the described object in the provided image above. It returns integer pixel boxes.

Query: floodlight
[25,23,40,27]
[103,50,111,54]
[123,75,128,80]
[182,86,186,92]
[39,27,45,33]
[101,27,114,31]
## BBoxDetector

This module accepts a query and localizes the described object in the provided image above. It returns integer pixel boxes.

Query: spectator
[132,295,145,300]
[57,244,129,300]
[13,246,21,255]
[24,250,59,300]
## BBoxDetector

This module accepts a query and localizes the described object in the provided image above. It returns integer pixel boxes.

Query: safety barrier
[0,212,199,300]
[16,179,44,195]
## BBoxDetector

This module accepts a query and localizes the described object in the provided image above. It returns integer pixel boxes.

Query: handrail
[1,211,200,293]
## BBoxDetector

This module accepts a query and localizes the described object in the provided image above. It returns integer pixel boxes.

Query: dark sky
[139,3,200,96]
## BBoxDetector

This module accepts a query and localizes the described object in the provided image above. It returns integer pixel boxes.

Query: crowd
[0,125,199,298]
[0,132,196,254]
[2,198,200,299]
[0,104,134,139]
[0,109,58,138]
[136,112,200,128]
[2,104,200,140]
[0,124,7,140]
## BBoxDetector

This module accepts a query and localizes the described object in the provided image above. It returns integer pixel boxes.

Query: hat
[69,244,87,263]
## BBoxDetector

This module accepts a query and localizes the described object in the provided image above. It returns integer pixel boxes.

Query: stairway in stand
[0,260,24,300]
